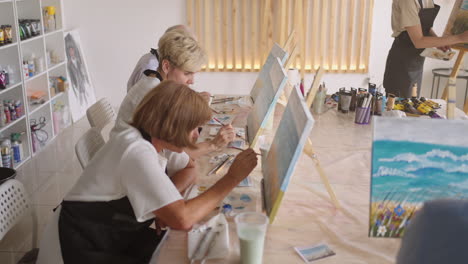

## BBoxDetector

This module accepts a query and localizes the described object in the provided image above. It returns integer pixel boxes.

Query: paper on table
[188,214,230,261]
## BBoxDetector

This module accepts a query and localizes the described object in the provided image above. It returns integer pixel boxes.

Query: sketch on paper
[444,0,468,45]
[369,118,468,238]
[262,85,314,223]
[249,43,288,103]
[65,30,96,122]
[247,57,288,148]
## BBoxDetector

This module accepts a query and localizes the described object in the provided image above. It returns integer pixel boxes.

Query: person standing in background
[383,0,468,98]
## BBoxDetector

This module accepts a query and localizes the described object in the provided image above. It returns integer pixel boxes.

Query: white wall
[63,0,467,109]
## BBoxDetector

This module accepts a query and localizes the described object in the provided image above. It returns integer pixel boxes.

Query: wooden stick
[338,0,347,72]
[214,0,221,70]
[311,0,320,70]
[280,0,287,47]
[446,77,457,120]
[355,0,366,72]
[320,0,329,69]
[187,0,193,28]
[223,0,229,69]
[242,0,247,71]
[251,0,257,71]
[302,0,308,73]
[304,138,340,208]
[232,0,238,70]
[204,0,211,72]
[328,0,336,71]
[285,44,299,70]
[267,1,273,57]
[261,0,271,62]
[196,0,202,46]
[347,0,356,72]
[297,0,305,77]
[363,0,375,73]
[285,0,291,45]
[442,49,465,100]
[284,30,296,55]
[306,67,325,107]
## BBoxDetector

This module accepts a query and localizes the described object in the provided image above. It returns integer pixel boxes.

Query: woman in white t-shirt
[37,81,257,264]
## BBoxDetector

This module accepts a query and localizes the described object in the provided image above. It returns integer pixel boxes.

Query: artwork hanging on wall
[64,30,96,122]
[262,85,314,223]
[444,0,468,46]
[369,117,468,238]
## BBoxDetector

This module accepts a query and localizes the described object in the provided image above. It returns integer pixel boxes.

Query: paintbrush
[201,231,221,264]
[228,146,262,156]
[191,227,213,262]
[208,155,231,175]
[212,117,226,126]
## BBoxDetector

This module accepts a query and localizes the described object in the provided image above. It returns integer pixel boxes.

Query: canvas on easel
[369,117,468,238]
[262,85,314,223]
[444,0,468,47]
[246,57,288,148]
[249,43,289,103]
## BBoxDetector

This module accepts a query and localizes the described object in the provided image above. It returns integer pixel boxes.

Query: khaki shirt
[391,0,435,37]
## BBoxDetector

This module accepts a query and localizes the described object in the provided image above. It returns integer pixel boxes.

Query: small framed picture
[294,243,336,263]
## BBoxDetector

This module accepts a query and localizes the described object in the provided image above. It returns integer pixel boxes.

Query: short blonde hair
[132,81,211,149]
[157,30,206,73]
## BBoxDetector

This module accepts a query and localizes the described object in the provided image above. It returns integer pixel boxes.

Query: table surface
[432,68,468,78]
[144,97,466,264]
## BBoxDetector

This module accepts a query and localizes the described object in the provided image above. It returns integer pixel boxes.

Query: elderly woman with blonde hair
[37,81,257,263]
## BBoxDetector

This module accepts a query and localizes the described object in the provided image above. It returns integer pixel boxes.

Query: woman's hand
[226,148,258,182]
[211,124,235,149]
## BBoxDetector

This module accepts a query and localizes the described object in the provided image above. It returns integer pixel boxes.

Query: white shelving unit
[0,0,70,169]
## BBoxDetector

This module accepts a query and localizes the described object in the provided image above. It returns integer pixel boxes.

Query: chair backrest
[86,98,116,130]
[0,179,30,240]
[75,127,105,169]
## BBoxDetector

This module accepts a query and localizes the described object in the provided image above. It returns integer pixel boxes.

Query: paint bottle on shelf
[0,105,5,127]
[23,61,29,80]
[35,56,45,73]
[4,102,10,124]
[28,55,35,77]
[1,138,12,168]
[11,133,22,164]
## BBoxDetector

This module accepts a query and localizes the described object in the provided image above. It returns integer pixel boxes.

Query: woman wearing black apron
[384,0,468,98]
[36,81,258,264]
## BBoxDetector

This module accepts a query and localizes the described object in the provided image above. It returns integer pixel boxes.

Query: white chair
[0,179,30,241]
[86,98,116,131]
[75,127,105,169]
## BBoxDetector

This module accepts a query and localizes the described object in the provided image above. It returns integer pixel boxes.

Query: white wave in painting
[379,149,468,163]
[373,167,417,178]
[448,179,468,190]
[405,162,468,174]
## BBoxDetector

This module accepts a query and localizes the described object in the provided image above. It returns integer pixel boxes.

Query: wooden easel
[441,45,467,119]
[277,33,341,209]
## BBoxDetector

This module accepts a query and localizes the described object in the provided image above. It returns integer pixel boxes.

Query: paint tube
[3,25,12,44]
[0,27,4,46]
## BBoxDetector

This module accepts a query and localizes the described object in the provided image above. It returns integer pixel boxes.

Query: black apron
[383,0,440,98]
[58,197,165,264]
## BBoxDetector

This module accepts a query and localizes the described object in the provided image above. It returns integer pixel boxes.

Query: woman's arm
[170,158,197,194]
[153,149,258,230]
[406,24,468,49]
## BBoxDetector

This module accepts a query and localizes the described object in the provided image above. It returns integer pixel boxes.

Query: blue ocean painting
[369,117,468,238]
[372,140,468,204]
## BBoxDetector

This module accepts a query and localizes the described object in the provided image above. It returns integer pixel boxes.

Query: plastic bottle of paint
[11,133,22,164]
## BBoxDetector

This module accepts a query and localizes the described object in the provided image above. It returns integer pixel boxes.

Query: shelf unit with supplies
[0,0,70,169]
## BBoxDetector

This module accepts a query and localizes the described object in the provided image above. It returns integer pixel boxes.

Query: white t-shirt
[127,52,159,91]
[391,0,435,37]
[111,75,161,137]
[65,126,188,222]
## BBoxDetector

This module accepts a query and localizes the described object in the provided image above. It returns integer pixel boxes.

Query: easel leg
[303,138,340,208]
[441,53,465,100]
